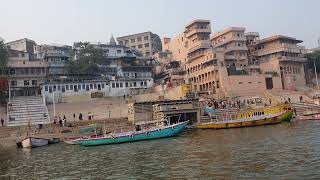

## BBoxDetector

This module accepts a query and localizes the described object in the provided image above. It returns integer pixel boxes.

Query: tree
[0,40,8,69]
[306,50,320,72]
[66,42,108,74]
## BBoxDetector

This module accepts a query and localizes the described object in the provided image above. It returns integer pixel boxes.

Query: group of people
[206,99,243,109]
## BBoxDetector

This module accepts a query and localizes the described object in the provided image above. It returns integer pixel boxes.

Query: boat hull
[197,111,293,129]
[77,121,189,146]
[22,137,49,148]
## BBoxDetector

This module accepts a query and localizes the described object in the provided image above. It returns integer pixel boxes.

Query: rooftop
[211,27,246,39]
[185,19,210,28]
[258,35,303,44]
[116,31,154,40]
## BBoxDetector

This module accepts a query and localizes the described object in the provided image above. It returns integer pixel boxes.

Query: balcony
[188,41,211,54]
[185,28,211,38]
[224,46,248,53]
[213,36,247,48]
[8,60,48,68]
[257,44,306,56]
[278,56,307,63]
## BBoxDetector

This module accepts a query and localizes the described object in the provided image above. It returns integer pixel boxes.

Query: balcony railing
[185,28,211,38]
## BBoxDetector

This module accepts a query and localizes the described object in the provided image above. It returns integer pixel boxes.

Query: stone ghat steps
[292,103,320,116]
[7,96,50,127]
[0,127,15,138]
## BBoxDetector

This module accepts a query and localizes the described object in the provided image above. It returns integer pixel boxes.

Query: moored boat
[197,104,293,129]
[21,137,49,148]
[76,121,189,146]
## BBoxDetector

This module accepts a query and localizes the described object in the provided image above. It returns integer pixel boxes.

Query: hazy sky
[0,0,319,48]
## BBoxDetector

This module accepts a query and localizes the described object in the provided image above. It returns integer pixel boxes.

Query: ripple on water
[1,121,320,179]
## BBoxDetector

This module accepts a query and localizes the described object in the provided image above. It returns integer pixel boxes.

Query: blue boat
[76,121,189,146]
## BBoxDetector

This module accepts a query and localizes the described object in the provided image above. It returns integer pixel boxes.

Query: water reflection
[1,121,320,179]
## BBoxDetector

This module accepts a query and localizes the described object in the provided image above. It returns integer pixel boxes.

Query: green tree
[0,40,8,69]
[66,42,108,74]
[306,50,320,71]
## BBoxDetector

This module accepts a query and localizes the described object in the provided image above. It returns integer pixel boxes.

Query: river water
[1,120,320,179]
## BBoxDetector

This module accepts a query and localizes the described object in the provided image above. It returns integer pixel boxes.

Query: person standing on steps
[1,118,4,126]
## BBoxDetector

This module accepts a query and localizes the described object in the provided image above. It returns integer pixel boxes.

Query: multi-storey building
[117,31,162,57]
[7,49,48,97]
[211,27,248,68]
[163,20,302,97]
[256,35,307,90]
[34,44,72,75]
[6,38,37,59]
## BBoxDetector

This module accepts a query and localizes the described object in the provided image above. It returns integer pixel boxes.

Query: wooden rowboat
[21,137,49,148]
[76,121,189,146]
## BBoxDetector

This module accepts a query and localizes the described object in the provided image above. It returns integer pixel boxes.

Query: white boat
[21,137,49,148]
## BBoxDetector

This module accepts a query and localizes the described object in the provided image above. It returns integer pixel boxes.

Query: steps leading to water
[6,96,50,127]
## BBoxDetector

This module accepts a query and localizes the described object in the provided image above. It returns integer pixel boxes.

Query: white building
[42,78,154,103]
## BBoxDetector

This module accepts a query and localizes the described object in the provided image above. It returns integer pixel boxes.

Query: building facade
[7,49,48,97]
[117,31,162,57]
[34,44,72,75]
[162,20,307,97]
[257,35,307,90]
[6,38,37,59]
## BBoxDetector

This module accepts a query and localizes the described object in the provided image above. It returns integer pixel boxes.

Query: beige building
[117,31,162,57]
[211,27,248,67]
[161,20,307,97]
[7,49,48,97]
[257,35,307,90]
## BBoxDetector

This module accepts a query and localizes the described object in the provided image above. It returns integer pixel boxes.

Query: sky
[0,0,319,48]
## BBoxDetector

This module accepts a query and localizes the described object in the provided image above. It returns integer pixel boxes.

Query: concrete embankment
[0,118,135,147]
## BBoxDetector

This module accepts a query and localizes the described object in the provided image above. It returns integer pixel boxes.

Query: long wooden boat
[21,137,49,148]
[76,121,189,146]
[197,104,293,129]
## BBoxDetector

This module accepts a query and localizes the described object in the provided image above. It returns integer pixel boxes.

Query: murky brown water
[1,120,320,179]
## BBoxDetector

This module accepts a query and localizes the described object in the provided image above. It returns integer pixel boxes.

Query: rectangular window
[133,82,137,87]
[131,39,135,43]
[112,83,115,88]
[138,44,143,49]
[94,84,97,89]
[90,84,93,89]
[145,52,150,57]
[131,46,136,49]
[137,37,142,42]
[86,85,89,91]
[53,85,57,91]
[45,86,48,91]
[144,36,149,40]
[62,86,65,92]
[144,43,149,48]
[57,85,61,91]
[82,84,85,90]
[125,40,129,44]
[144,81,147,87]
[24,80,29,86]
[140,82,143,87]
[66,85,69,90]
[78,84,81,90]
[32,80,37,85]
[101,84,105,89]
[117,50,122,54]
[49,86,52,93]
[70,85,73,90]
[120,83,123,88]
[125,82,128,87]
[116,83,119,88]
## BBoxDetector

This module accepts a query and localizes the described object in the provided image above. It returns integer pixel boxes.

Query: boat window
[262,112,264,115]
[288,108,291,111]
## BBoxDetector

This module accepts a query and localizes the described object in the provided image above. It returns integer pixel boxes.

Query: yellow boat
[196,103,293,129]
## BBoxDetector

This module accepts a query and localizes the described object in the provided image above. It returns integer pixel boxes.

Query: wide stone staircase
[6,96,50,127]
[292,102,320,116]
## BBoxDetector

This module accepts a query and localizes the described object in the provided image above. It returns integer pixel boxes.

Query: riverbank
[0,117,135,147]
